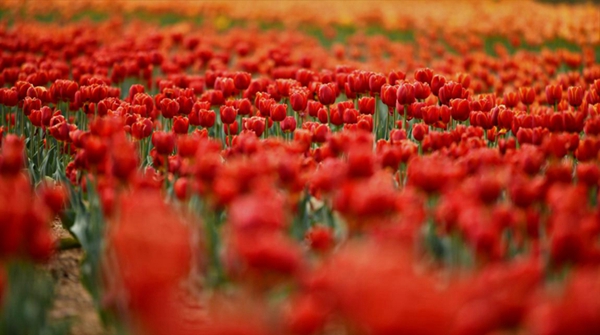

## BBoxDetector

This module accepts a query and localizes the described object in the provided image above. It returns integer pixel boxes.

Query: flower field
[1,0,600,334]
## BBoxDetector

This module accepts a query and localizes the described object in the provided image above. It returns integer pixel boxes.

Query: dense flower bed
[1,1,600,334]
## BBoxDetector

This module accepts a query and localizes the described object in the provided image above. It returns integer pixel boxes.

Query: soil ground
[48,223,109,335]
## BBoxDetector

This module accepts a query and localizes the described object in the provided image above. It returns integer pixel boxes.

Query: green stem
[403,104,408,131]
[265,116,270,138]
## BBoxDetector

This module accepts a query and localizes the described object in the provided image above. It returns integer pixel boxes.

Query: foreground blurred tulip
[106,189,194,332]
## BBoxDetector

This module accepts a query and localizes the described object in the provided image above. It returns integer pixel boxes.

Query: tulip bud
[173,116,189,134]
[281,116,297,133]
[567,86,584,107]
[199,109,216,128]
[450,98,471,122]
[396,83,416,105]
[545,84,563,105]
[519,87,536,106]
[233,72,252,90]
[290,91,308,112]
[317,83,336,105]
[270,103,287,122]
[220,105,237,124]
[152,131,176,155]
[414,68,434,85]
[358,96,375,115]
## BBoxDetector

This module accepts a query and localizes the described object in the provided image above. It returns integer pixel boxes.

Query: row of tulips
[0,9,600,335]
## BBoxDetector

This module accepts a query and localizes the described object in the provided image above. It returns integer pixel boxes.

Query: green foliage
[0,262,70,335]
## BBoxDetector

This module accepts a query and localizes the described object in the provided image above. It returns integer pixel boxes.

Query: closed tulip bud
[414,68,434,85]
[450,98,471,121]
[91,85,108,103]
[290,91,308,112]
[357,114,373,132]
[498,108,514,129]
[317,106,329,124]
[220,105,237,124]
[396,83,416,105]
[380,84,397,107]
[307,100,322,118]
[131,118,153,140]
[281,116,297,133]
[205,90,224,106]
[16,81,33,100]
[545,84,563,105]
[567,86,584,107]
[439,105,451,124]
[173,116,189,134]
[270,103,287,122]
[438,81,464,105]
[215,77,236,98]
[223,120,238,136]
[28,109,43,127]
[23,97,42,116]
[152,131,176,155]
[160,98,179,119]
[313,124,330,143]
[236,98,252,116]
[422,105,440,125]
[368,73,386,95]
[245,116,265,136]
[412,81,431,100]
[343,108,358,124]
[128,84,145,101]
[587,88,600,105]
[233,72,252,90]
[412,123,429,141]
[388,70,406,85]
[519,86,536,105]
[317,83,337,105]
[198,109,216,128]
[295,68,314,86]
[516,128,533,145]
[0,88,18,107]
[358,96,375,115]
[430,74,447,97]
[63,80,79,102]
[503,91,520,108]
[469,111,492,130]
[258,97,274,117]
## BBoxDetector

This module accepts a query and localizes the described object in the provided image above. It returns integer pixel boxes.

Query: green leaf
[0,261,71,335]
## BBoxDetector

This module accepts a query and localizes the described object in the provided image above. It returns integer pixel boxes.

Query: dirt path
[48,223,109,335]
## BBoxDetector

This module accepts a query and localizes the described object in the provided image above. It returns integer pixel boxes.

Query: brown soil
[48,223,110,335]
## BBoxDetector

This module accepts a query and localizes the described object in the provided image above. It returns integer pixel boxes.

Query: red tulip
[317,83,336,105]
[152,131,176,155]
[220,105,237,124]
